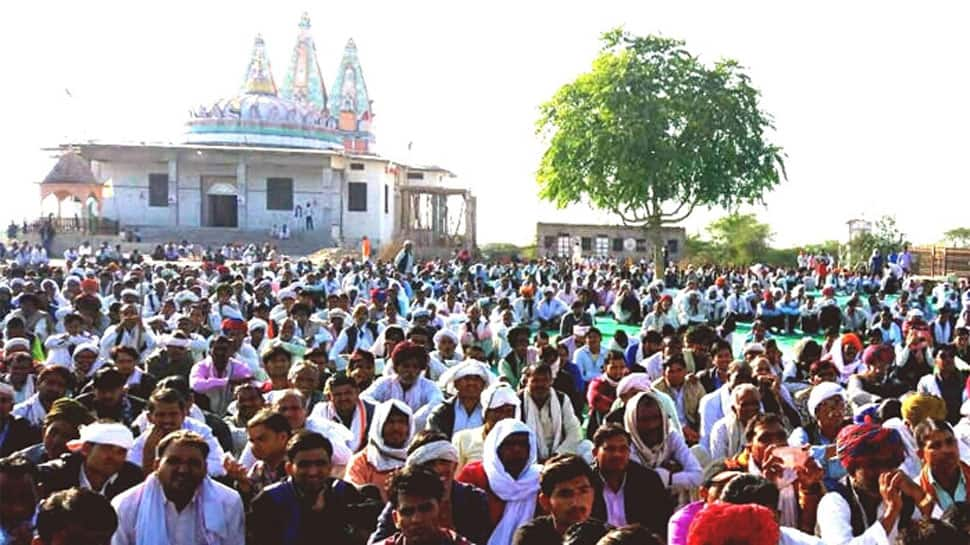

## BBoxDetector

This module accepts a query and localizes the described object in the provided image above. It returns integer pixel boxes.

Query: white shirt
[601,474,628,527]
[817,489,899,545]
[779,527,824,545]
[127,418,227,477]
[453,402,484,435]
[111,479,245,545]
[79,465,118,495]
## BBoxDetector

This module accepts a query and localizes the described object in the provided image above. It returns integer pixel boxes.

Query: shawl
[365,399,414,472]
[482,419,540,545]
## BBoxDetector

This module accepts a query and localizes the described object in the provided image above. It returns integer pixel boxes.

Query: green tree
[846,215,908,268]
[706,213,772,266]
[944,227,970,248]
[536,29,786,278]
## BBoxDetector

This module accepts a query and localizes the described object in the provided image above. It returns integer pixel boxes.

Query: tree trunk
[648,217,664,282]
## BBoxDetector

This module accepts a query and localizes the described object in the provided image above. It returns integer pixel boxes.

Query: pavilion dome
[42,152,98,185]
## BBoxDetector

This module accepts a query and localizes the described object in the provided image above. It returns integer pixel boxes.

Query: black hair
[387,465,444,508]
[594,525,664,545]
[0,455,36,482]
[147,388,187,412]
[156,430,210,460]
[592,423,630,448]
[744,413,784,442]
[642,330,663,344]
[562,519,613,545]
[246,408,292,435]
[719,473,779,509]
[155,375,191,398]
[35,487,118,544]
[896,519,966,545]
[326,373,359,391]
[878,398,903,422]
[539,453,595,496]
[91,366,126,390]
[662,353,687,370]
[525,363,554,379]
[383,326,405,342]
[285,430,333,462]
[710,339,733,357]
[913,418,955,449]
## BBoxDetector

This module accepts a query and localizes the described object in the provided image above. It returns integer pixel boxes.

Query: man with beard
[145,330,198,382]
[98,303,156,360]
[13,365,69,431]
[818,423,926,544]
[589,424,671,535]
[111,430,244,545]
[248,430,364,545]
[518,363,586,462]
[345,399,414,501]
[189,334,253,417]
[512,453,600,544]
[36,421,143,500]
[456,419,541,545]
[426,360,491,439]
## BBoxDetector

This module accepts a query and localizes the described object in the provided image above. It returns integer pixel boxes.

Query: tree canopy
[536,28,785,274]
[944,227,970,248]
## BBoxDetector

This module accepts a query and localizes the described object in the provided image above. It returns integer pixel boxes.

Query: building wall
[341,159,395,246]
[535,222,687,260]
[245,163,331,231]
[100,161,175,226]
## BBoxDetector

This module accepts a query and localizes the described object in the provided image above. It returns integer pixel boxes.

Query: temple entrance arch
[202,177,238,227]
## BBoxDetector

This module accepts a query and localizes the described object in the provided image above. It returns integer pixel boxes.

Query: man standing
[394,240,415,275]
[248,431,364,545]
[111,430,244,545]
[37,421,143,500]
[589,424,671,535]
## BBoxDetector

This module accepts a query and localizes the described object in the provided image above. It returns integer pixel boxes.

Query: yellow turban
[901,393,947,425]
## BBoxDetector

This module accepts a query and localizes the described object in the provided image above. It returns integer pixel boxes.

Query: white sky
[3,1,968,247]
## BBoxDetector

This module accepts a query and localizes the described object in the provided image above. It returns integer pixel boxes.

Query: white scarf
[523,391,562,461]
[13,375,35,405]
[624,391,668,469]
[365,399,413,472]
[483,419,540,545]
[134,474,230,545]
[319,399,368,452]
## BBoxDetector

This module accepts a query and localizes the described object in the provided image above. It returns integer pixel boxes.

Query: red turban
[687,502,780,545]
[390,340,429,368]
[836,423,905,472]
[81,279,99,292]
[862,344,894,366]
[840,333,863,353]
[220,318,247,333]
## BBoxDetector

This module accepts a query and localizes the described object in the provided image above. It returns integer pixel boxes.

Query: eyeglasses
[396,501,436,517]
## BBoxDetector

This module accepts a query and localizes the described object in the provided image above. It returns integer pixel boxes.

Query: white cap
[67,422,135,451]
[807,382,846,418]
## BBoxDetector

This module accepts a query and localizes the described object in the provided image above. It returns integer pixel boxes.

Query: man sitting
[75,367,145,430]
[513,453,602,544]
[248,430,364,545]
[426,361,491,439]
[377,465,477,545]
[589,424,671,535]
[362,341,443,414]
[37,421,143,501]
[34,487,118,545]
[111,430,245,545]
[518,364,587,462]
[345,399,414,501]
[311,373,375,453]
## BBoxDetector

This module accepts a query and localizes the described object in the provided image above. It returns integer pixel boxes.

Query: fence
[911,246,970,278]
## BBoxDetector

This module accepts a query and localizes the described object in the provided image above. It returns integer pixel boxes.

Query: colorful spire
[331,37,372,117]
[281,12,328,112]
[242,34,278,96]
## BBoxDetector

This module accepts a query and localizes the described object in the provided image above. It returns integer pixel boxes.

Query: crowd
[0,240,968,545]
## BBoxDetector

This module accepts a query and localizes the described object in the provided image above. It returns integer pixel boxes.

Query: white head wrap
[72,342,100,358]
[433,328,459,346]
[162,335,191,349]
[482,419,540,545]
[67,422,135,451]
[481,383,521,412]
[406,440,459,468]
[248,318,268,332]
[366,399,414,472]
[624,391,669,469]
[807,382,846,418]
[3,338,30,353]
[437,359,495,395]
[616,373,654,398]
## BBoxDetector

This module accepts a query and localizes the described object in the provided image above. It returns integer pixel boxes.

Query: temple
[41,13,475,255]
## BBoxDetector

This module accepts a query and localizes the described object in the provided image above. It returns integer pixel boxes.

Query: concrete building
[39,13,475,255]
[536,222,686,261]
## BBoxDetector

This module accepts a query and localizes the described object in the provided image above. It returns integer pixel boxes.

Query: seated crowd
[1,243,970,545]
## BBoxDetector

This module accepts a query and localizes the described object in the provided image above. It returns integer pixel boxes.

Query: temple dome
[43,152,97,185]
[185,34,343,150]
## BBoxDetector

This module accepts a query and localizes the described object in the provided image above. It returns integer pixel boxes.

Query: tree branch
[661,199,698,225]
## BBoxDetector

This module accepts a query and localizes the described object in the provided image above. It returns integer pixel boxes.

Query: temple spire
[242,34,278,96]
[331,37,372,118]
[281,12,328,111]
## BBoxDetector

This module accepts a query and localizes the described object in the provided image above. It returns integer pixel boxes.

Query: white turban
[433,328,459,346]
[67,422,134,451]
[162,335,192,349]
[72,342,100,358]
[406,439,459,468]
[3,338,30,352]
[807,382,846,418]
[438,359,495,394]
[616,373,654,398]
[481,383,521,411]
[248,318,269,333]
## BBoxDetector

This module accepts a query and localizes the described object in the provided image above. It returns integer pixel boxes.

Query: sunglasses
[396,501,436,517]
